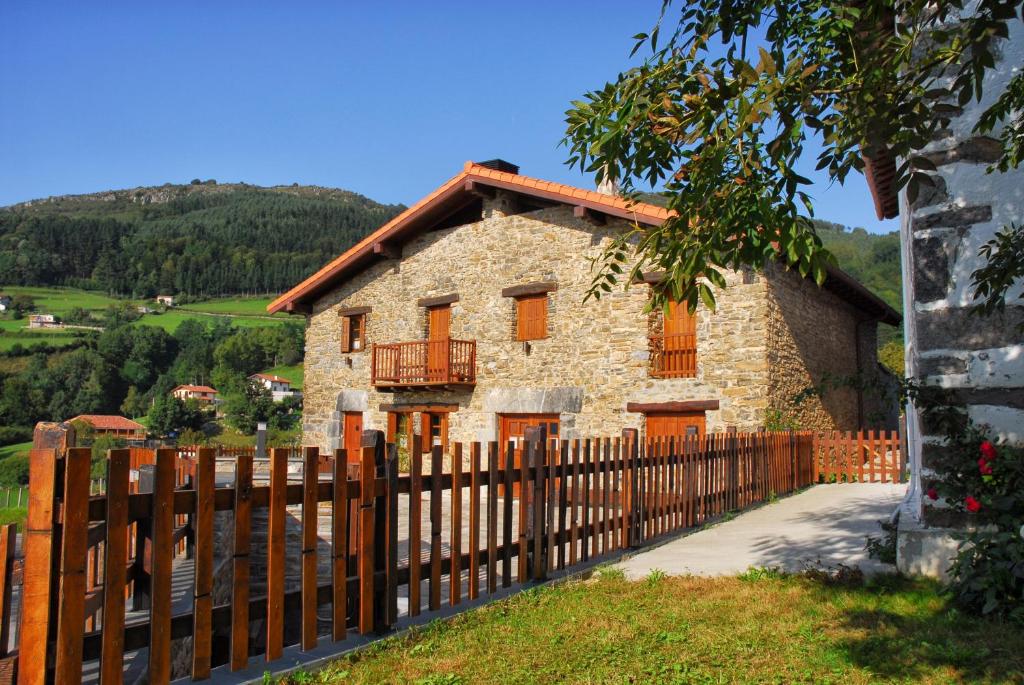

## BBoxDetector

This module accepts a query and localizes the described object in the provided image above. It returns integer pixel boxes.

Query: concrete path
[617,483,906,579]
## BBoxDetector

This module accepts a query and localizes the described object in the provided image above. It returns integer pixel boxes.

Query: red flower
[980,441,997,460]
[965,496,982,513]
[927,487,938,500]
[978,457,993,475]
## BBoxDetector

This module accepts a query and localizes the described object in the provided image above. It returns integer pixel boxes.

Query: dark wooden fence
[6,428,902,684]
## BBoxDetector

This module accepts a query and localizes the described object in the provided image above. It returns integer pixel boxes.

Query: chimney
[596,164,619,195]
[477,159,519,174]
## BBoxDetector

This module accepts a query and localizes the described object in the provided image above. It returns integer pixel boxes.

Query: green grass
[0,286,123,314]
[0,506,26,532]
[0,442,31,462]
[133,308,289,332]
[0,328,84,352]
[178,296,285,317]
[290,573,1024,685]
[263,363,303,389]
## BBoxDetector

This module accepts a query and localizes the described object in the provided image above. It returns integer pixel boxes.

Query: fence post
[621,429,640,548]
[132,463,155,611]
[524,426,547,581]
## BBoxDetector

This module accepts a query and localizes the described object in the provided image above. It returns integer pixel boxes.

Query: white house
[0,295,10,312]
[156,295,175,307]
[28,313,58,329]
[250,373,299,402]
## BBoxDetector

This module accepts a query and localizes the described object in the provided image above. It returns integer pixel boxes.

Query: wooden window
[515,294,547,341]
[651,300,697,377]
[340,313,366,353]
[420,412,449,453]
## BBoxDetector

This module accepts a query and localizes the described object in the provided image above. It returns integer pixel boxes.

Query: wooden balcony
[371,338,477,390]
[649,333,697,378]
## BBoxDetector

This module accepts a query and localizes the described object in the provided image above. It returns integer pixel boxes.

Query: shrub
[0,455,29,486]
[0,426,32,447]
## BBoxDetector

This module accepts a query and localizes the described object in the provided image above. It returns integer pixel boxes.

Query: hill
[0,181,405,298]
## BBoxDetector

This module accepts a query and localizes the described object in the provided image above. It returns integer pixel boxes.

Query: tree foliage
[563,0,1024,310]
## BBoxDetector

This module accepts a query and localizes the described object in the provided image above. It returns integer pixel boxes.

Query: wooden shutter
[516,295,547,341]
[340,315,351,353]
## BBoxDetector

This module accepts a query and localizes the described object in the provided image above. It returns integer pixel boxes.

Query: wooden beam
[500,281,558,298]
[378,403,459,413]
[416,293,459,308]
[573,205,606,226]
[285,301,312,315]
[632,271,666,285]
[463,180,495,198]
[625,400,720,413]
[372,242,402,259]
[337,305,372,317]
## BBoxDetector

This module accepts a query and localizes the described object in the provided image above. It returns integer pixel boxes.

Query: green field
[0,442,31,462]
[0,286,295,341]
[263,363,304,389]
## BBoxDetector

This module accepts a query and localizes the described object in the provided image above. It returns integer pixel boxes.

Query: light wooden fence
[5,428,901,684]
[812,430,905,483]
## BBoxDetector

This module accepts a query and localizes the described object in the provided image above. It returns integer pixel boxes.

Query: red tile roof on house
[268,161,900,325]
[70,414,146,432]
[250,373,291,385]
[267,161,669,315]
[172,384,218,394]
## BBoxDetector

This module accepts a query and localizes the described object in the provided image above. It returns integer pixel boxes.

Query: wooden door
[645,411,706,440]
[420,412,449,453]
[498,414,559,495]
[426,305,451,381]
[342,411,363,458]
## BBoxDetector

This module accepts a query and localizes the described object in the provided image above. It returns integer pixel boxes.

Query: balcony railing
[371,338,477,388]
[649,333,697,378]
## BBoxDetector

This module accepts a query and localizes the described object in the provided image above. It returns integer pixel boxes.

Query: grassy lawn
[0,328,84,352]
[0,286,123,314]
[0,442,31,462]
[292,571,1024,685]
[134,308,289,332]
[0,506,27,531]
[263,363,303,389]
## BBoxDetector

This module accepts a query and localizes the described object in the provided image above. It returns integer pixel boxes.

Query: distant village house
[155,295,175,307]
[0,295,10,312]
[250,373,298,402]
[171,384,219,405]
[70,414,146,441]
[28,313,58,329]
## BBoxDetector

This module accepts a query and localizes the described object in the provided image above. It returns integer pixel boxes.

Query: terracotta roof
[864,150,899,220]
[267,161,669,314]
[172,384,218,394]
[71,415,146,432]
[251,373,291,385]
[268,161,899,325]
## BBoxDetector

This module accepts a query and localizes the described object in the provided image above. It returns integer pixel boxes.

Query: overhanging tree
[563,0,1023,311]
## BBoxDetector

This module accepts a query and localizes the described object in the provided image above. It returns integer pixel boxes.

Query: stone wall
[301,198,881,450]
[764,263,870,430]
[904,17,1024,530]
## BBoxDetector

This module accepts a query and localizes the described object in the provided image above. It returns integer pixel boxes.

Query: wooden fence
[5,428,902,684]
[812,430,904,483]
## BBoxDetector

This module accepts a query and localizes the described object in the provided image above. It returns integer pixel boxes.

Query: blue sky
[0,2,896,233]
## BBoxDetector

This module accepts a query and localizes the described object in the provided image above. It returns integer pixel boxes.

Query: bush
[0,426,32,447]
[0,455,29,486]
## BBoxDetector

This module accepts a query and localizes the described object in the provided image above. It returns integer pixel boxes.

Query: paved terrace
[617,482,906,579]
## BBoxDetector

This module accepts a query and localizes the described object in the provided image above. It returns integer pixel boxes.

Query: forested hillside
[0,181,405,297]
[812,219,902,314]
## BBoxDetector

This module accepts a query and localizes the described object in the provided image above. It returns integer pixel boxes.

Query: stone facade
[896,15,1024,575]
[298,195,891,452]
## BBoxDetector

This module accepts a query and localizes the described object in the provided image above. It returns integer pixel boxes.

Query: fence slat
[384,443,399,628]
[581,439,591,562]
[450,443,462,606]
[358,442,377,634]
[408,441,422,616]
[557,441,568,569]
[468,442,481,601]
[231,452,253,670]
[428,445,443,610]
[148,448,176,685]
[54,447,90,685]
[569,440,580,565]
[0,523,15,661]
[331,448,349,639]
[266,448,287,659]
[501,442,513,589]
[518,440,529,582]
[18,449,59,685]
[301,447,319,651]
[190,447,215,679]
[486,442,498,595]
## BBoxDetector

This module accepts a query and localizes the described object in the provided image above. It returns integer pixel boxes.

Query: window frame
[515,293,548,341]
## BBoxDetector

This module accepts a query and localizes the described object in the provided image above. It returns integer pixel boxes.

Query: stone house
[269,160,899,461]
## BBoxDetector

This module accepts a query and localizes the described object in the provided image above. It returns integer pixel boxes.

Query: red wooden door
[343,411,363,458]
[645,411,706,440]
[499,414,559,495]
[426,305,451,380]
